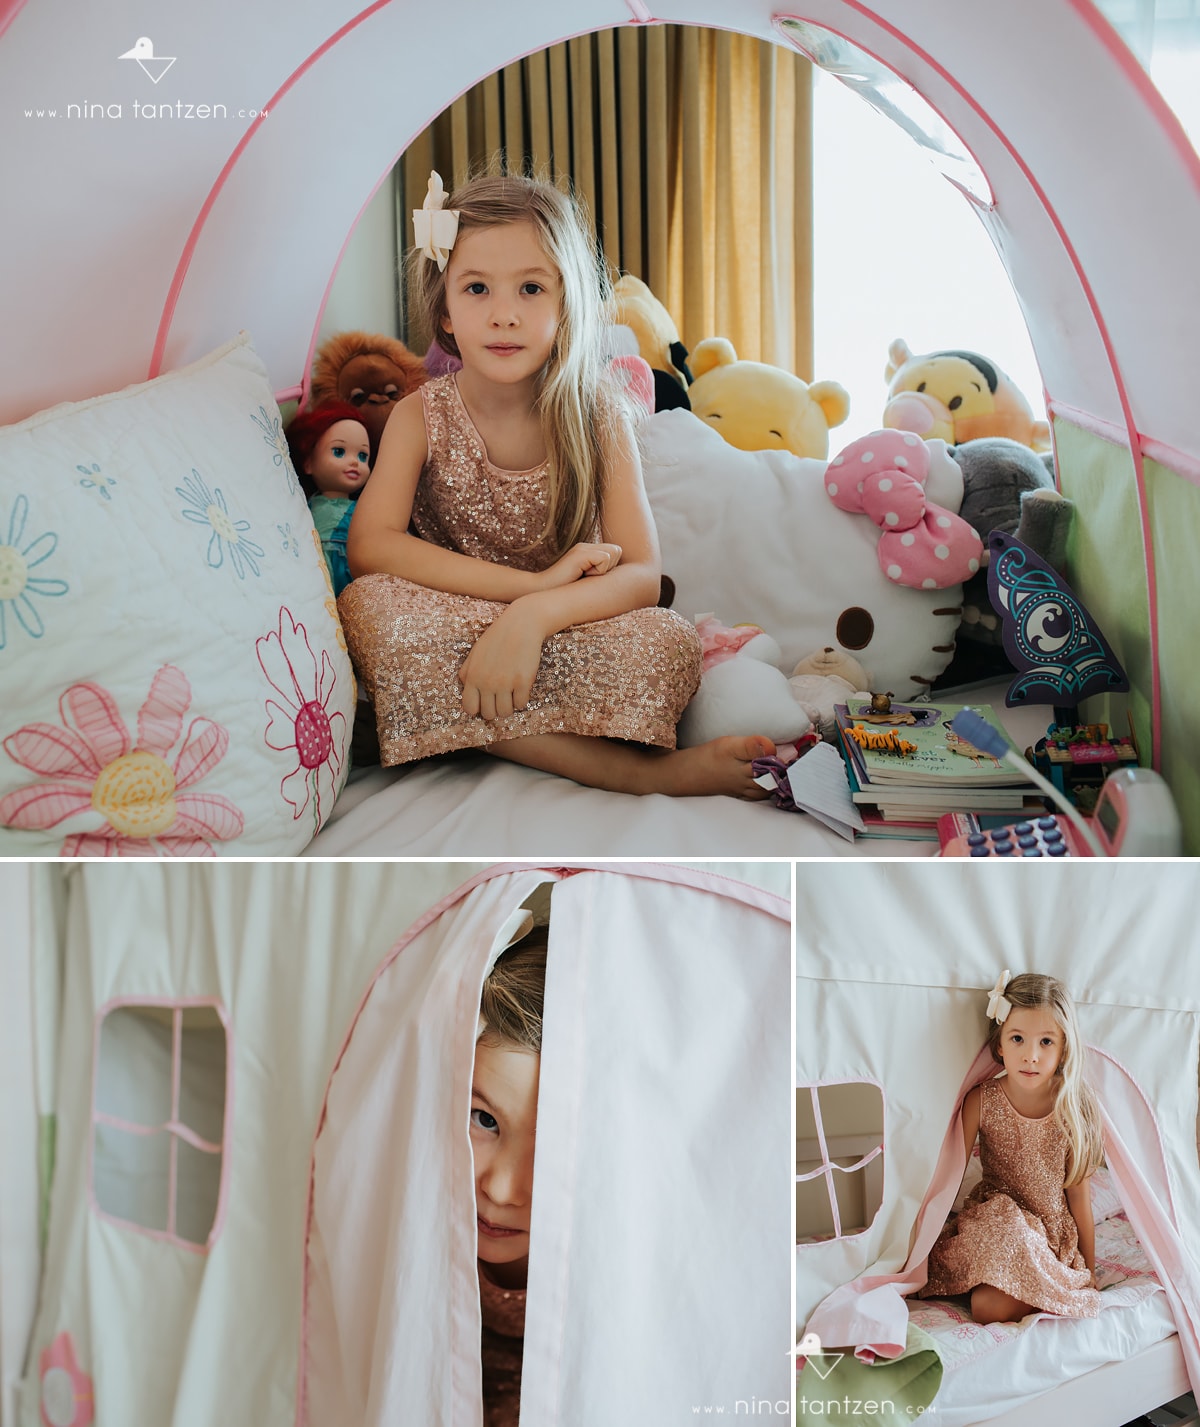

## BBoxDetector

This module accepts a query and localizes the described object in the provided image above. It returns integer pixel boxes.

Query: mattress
[914,1212,1177,1426]
[306,680,1050,857]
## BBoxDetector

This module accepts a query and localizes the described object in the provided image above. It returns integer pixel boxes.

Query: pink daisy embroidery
[257,606,347,832]
[39,1331,93,1427]
[0,666,244,856]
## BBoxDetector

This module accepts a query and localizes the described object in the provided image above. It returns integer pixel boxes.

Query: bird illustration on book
[988,531,1129,711]
[942,720,1001,768]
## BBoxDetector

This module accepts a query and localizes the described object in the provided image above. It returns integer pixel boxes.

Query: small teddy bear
[787,647,871,741]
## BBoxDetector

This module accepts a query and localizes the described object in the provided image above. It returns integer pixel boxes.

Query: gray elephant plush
[950,437,1074,648]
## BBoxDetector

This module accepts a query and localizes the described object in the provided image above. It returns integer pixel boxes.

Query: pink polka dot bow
[823,430,983,590]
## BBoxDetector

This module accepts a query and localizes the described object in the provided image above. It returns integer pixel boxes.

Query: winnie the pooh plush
[883,338,1050,452]
[687,338,850,460]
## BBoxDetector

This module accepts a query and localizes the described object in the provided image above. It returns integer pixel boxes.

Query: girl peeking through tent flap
[336,167,776,800]
[471,926,546,1426]
[920,971,1104,1324]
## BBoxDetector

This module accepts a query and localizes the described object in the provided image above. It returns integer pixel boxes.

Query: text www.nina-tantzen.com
[23,102,267,120]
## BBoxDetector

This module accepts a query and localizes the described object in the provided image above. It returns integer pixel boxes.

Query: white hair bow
[986,969,1012,1024]
[413,170,460,271]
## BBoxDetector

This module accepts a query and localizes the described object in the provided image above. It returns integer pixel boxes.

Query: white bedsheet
[306,680,1048,857]
[917,1213,1177,1426]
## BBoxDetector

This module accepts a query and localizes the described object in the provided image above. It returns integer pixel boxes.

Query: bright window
[810,69,1045,452]
[797,1081,884,1242]
[91,1001,229,1250]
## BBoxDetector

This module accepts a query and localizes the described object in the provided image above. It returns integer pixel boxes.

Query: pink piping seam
[149,0,395,381]
[774,3,1162,765]
[88,996,234,1255]
[93,1112,221,1155]
[1070,0,1200,194]
[1050,399,1200,491]
[0,0,28,42]
[292,861,788,1426]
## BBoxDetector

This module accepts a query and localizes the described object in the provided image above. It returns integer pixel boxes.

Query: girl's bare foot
[651,735,776,799]
[484,731,776,799]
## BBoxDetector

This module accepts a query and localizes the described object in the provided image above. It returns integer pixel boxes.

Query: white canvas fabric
[2,0,1197,470]
[795,860,1200,1403]
[10,860,787,1427]
[302,864,792,1426]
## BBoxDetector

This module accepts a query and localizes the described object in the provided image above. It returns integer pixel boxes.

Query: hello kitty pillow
[640,410,967,694]
[0,333,355,855]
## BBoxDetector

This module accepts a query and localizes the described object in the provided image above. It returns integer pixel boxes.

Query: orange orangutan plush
[310,330,429,458]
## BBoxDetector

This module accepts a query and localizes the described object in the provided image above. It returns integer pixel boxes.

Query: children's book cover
[833,702,1034,788]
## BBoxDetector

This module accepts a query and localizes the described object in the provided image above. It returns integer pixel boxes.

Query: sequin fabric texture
[337,374,703,766]
[479,1268,525,1427]
[921,1078,1102,1317]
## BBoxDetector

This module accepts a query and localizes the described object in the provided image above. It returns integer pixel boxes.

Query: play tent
[795,859,1200,1424]
[2,0,1198,847]
[0,859,790,1427]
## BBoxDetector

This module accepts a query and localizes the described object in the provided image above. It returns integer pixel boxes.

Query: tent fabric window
[797,1081,885,1242]
[91,1001,229,1251]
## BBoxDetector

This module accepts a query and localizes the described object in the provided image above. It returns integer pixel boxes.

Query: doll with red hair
[286,401,372,595]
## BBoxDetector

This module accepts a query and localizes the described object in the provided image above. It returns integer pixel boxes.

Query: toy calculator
[938,769,1181,858]
[938,811,1088,857]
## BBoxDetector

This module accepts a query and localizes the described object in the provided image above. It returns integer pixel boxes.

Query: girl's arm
[345,393,618,600]
[457,416,665,721]
[1065,1177,1097,1282]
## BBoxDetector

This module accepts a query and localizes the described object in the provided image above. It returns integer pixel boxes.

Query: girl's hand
[458,605,547,721]
[535,542,623,591]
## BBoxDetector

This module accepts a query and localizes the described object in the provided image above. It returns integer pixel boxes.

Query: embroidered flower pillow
[0,333,355,855]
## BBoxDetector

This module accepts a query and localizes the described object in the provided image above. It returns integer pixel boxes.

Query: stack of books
[833,699,1041,836]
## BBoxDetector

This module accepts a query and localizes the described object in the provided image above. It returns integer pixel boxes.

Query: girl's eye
[466,282,487,295]
[471,1107,499,1133]
[331,446,346,458]
[521,282,543,295]
[1010,1034,1022,1043]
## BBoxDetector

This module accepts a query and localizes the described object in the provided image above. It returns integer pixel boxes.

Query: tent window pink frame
[89,998,232,1253]
[797,1081,885,1242]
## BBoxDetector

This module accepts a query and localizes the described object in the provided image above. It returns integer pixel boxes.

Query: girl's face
[998,1007,1064,1088]
[471,1039,539,1284]
[305,419,370,497]
[442,220,560,387]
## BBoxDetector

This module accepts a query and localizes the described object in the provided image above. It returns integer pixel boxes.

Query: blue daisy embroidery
[177,469,265,580]
[77,463,118,500]
[0,494,69,649]
[251,405,298,495]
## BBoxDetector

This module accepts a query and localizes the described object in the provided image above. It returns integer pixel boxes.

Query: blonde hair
[478,930,547,1055]
[987,972,1104,1187]
[406,169,621,556]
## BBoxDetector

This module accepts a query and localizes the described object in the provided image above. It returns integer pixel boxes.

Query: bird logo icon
[118,38,177,84]
[797,1331,845,1380]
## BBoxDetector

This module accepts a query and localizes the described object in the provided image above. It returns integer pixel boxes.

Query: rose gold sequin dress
[479,1266,525,1427]
[337,374,703,766]
[921,1078,1101,1317]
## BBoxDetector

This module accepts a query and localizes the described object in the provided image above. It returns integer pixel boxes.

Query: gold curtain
[397,26,813,377]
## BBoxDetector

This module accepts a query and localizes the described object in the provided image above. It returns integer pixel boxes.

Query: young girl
[922,971,1105,1324]
[286,401,372,595]
[338,170,773,797]
[472,931,547,1427]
